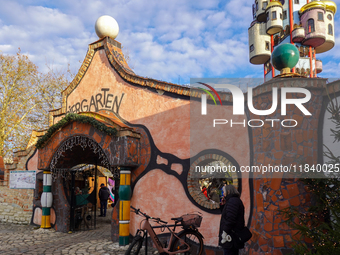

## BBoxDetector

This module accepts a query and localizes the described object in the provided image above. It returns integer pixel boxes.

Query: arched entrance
[49,135,116,232]
[36,113,140,236]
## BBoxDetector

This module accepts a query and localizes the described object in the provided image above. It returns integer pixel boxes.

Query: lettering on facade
[67,88,125,114]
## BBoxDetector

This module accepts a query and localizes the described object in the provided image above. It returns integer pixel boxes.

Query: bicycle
[125,206,204,255]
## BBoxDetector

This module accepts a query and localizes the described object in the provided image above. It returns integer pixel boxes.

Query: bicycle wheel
[169,229,204,255]
[125,235,144,255]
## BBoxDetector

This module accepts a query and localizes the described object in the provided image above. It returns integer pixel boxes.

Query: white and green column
[119,167,132,246]
[41,170,53,228]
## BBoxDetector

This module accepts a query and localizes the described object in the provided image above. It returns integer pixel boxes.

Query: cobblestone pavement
[0,208,158,255]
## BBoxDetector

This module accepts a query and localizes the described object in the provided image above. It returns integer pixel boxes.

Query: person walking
[219,185,245,255]
[98,183,110,217]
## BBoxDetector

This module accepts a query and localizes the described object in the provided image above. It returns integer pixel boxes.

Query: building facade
[249,0,337,80]
[0,3,339,254]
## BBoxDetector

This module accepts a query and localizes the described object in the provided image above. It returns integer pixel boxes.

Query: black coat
[99,186,110,201]
[219,194,245,249]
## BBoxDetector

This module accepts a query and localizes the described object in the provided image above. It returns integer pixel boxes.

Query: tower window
[263,1,268,10]
[280,13,283,19]
[307,19,315,33]
[283,10,287,20]
[256,1,258,11]
[272,11,277,20]
[327,14,332,20]
[328,24,333,35]
[318,12,324,21]
[294,0,299,4]
[265,41,270,51]
[250,44,254,52]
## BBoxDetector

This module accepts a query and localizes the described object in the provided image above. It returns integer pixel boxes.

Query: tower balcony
[292,27,305,43]
[248,22,271,65]
[315,10,336,53]
[265,1,283,35]
[300,4,327,47]
[316,59,323,73]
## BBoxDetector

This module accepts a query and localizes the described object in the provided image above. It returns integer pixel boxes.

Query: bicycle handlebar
[130,206,168,224]
[155,217,168,224]
[130,206,140,215]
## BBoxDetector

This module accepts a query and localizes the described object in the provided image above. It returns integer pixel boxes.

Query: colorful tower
[249,0,337,81]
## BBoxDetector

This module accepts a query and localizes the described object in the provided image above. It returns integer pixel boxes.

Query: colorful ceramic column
[41,170,52,228]
[118,167,131,246]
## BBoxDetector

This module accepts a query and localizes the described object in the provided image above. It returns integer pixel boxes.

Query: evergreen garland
[36,113,117,149]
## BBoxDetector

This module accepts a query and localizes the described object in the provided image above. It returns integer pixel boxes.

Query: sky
[0,0,340,85]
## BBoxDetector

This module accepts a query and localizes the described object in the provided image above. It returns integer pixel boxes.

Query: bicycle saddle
[171,217,183,222]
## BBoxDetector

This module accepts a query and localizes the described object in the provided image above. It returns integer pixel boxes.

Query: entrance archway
[49,135,114,232]
[36,113,141,234]
[50,135,114,171]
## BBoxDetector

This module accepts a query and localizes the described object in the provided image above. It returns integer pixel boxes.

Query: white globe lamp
[95,15,119,39]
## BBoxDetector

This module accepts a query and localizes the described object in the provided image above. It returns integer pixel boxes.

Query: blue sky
[0,0,339,85]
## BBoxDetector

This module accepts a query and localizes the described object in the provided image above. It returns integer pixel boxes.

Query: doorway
[47,135,119,232]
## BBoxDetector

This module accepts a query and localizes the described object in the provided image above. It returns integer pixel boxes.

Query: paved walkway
[0,208,158,255]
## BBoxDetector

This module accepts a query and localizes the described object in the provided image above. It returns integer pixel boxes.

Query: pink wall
[27,150,39,172]
[131,170,221,246]
[66,50,191,158]
[64,48,251,246]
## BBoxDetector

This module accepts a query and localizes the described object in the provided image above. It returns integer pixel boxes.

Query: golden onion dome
[266,0,283,11]
[323,1,337,14]
[299,1,326,14]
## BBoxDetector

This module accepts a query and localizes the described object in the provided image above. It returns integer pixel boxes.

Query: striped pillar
[41,170,53,228]
[118,167,132,246]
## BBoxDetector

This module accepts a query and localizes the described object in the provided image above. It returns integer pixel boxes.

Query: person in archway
[98,183,110,217]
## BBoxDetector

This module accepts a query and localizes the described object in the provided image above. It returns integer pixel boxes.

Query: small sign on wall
[10,170,36,189]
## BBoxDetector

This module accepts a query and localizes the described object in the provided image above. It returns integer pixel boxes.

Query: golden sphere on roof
[266,0,283,11]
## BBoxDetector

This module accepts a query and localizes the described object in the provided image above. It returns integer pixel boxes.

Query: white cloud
[0,44,13,52]
[320,61,340,78]
[2,0,338,85]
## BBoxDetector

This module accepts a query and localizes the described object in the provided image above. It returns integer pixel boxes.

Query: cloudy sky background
[0,0,340,85]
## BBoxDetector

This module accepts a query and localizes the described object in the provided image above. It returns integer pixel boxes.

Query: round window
[327,14,332,20]
[187,152,240,211]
